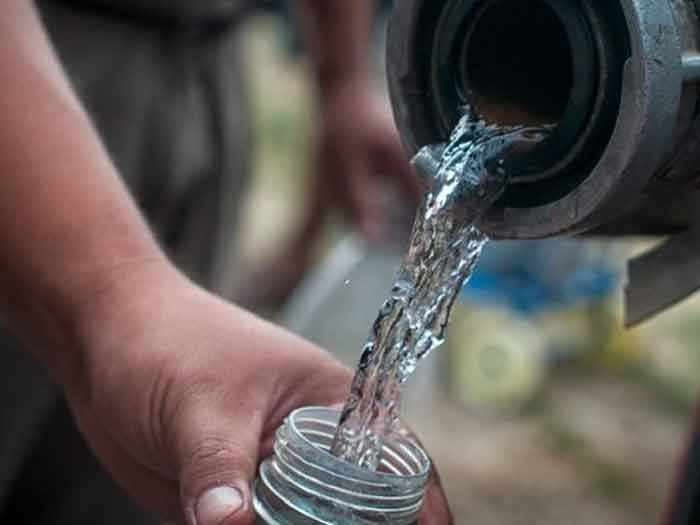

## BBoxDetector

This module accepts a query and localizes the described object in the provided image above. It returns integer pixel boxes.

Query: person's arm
[233,1,419,310]
[294,0,420,239]
[0,3,451,525]
[0,1,169,389]
[294,0,374,101]
[0,2,352,523]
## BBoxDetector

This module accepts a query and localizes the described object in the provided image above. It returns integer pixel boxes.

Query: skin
[0,2,452,524]
[297,0,420,240]
[235,0,421,311]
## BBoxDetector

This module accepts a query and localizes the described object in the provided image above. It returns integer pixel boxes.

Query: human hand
[63,265,451,524]
[233,80,421,312]
[313,79,421,241]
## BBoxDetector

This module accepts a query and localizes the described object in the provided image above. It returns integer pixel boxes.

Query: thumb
[174,406,263,525]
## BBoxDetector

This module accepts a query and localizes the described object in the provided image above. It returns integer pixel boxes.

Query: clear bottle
[253,407,431,524]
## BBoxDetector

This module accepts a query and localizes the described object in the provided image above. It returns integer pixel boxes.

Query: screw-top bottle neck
[253,407,431,524]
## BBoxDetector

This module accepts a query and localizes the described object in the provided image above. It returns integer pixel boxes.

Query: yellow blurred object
[537,303,644,370]
[446,304,547,411]
[594,320,645,370]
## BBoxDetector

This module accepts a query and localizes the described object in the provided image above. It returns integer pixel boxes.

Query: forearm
[295,0,375,99]
[0,2,172,389]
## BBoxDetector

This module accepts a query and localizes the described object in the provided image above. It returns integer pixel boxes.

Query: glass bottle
[253,406,431,524]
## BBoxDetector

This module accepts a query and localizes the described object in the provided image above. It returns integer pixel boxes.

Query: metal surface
[387,0,700,238]
[625,228,700,326]
[387,0,700,324]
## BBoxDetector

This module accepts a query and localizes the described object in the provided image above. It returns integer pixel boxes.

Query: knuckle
[184,438,255,482]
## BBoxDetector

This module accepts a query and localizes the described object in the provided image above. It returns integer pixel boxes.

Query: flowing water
[330,115,549,470]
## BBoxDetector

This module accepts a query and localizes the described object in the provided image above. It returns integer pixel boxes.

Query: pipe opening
[463,0,574,127]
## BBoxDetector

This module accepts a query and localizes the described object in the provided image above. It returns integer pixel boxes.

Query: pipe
[387,3,700,519]
[387,0,700,239]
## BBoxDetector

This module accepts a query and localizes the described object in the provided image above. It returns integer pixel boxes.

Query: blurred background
[230,7,700,525]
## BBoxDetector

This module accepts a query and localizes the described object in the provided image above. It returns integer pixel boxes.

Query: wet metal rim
[432,0,597,183]
[387,0,682,237]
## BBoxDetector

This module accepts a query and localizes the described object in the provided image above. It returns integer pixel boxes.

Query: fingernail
[195,486,243,525]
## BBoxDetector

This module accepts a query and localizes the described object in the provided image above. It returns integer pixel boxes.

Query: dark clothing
[0,1,252,522]
[38,0,252,288]
[59,0,251,22]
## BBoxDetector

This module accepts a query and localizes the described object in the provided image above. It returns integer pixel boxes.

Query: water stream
[331,114,548,470]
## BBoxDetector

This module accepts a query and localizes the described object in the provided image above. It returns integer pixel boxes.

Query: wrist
[54,255,185,396]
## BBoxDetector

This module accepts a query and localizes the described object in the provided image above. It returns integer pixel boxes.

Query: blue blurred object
[462,239,619,315]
